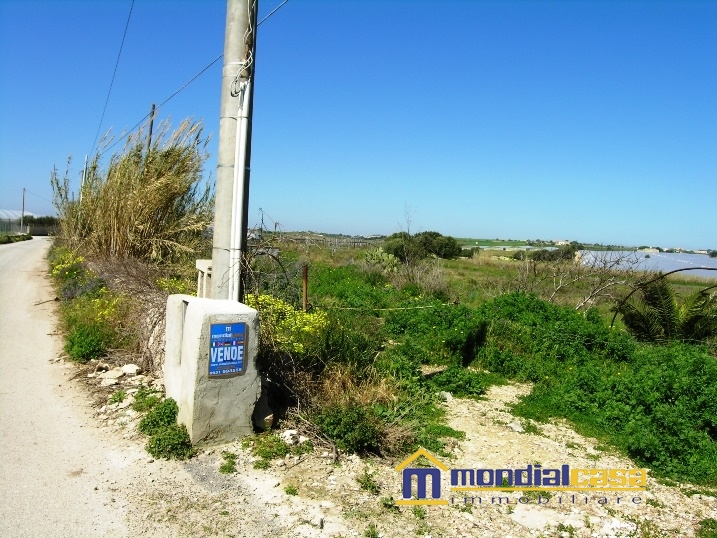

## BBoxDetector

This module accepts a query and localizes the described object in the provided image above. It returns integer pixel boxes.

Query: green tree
[384,231,462,262]
[617,279,717,343]
[383,232,426,263]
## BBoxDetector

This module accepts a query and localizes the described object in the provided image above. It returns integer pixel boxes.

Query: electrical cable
[95,0,290,160]
[89,0,135,158]
[24,189,54,204]
[258,0,290,26]
[97,53,223,158]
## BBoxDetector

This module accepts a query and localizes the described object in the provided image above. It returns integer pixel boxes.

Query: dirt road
[0,238,132,537]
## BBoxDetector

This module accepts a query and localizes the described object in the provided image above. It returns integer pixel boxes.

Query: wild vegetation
[0,233,32,244]
[243,233,717,487]
[51,118,212,263]
[45,123,717,485]
[47,118,212,459]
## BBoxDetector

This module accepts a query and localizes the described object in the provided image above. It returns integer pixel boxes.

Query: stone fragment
[280,429,299,445]
[99,368,124,380]
[507,421,524,433]
[121,364,140,376]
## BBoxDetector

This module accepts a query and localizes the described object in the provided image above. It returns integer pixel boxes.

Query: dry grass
[52,118,213,264]
[314,365,397,408]
[87,257,178,374]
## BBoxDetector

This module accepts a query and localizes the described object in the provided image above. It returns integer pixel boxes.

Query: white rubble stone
[121,364,140,376]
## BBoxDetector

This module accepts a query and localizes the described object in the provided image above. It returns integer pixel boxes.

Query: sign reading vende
[209,323,247,377]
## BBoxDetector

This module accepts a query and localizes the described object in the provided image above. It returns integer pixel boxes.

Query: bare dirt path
[0,238,132,536]
[0,239,348,538]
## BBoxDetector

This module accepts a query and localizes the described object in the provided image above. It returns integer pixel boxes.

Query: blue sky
[1,0,715,249]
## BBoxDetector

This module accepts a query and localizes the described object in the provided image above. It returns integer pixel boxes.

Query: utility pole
[211,0,258,302]
[146,103,156,156]
[20,188,25,231]
[80,155,88,203]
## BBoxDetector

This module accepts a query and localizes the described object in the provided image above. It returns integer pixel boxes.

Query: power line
[258,0,290,26]
[89,0,135,158]
[24,189,54,204]
[94,0,291,160]
[97,53,224,158]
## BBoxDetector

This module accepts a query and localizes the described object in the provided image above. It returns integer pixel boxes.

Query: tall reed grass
[52,119,213,263]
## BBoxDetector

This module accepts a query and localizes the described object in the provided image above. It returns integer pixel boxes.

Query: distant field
[457,238,531,247]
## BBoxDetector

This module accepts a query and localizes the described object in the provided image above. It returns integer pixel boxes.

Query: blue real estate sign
[209,322,247,377]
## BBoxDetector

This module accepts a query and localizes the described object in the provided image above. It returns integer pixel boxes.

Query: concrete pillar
[164,295,260,444]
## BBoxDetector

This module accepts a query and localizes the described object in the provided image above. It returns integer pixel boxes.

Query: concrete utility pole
[20,188,25,231]
[211,0,259,302]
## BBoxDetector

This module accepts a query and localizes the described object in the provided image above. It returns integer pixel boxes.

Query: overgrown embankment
[263,255,717,486]
[48,119,214,459]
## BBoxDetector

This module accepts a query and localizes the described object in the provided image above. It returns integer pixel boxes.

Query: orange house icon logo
[395,447,449,506]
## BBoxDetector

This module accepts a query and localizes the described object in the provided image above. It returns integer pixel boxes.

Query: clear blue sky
[1,0,715,249]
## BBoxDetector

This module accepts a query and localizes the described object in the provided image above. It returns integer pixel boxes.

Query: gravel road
[0,238,132,537]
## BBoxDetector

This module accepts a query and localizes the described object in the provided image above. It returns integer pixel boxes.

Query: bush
[146,423,193,460]
[428,367,487,398]
[470,293,717,485]
[138,398,179,436]
[132,386,161,412]
[313,403,382,454]
[245,293,328,356]
[385,303,487,367]
[64,323,111,362]
[383,231,463,262]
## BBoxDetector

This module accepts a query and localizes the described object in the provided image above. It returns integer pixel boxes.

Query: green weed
[219,452,238,474]
[132,386,161,412]
[357,468,380,495]
[146,423,193,460]
[364,523,379,538]
[284,484,298,496]
[138,398,179,436]
[380,496,398,511]
[108,390,126,404]
[697,518,717,538]
[313,404,382,454]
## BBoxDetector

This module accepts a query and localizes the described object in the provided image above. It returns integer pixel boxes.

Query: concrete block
[164,295,260,444]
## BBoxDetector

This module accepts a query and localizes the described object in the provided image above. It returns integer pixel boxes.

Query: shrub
[132,386,161,412]
[313,403,382,454]
[138,398,179,436]
[245,293,328,356]
[428,367,486,398]
[385,303,487,367]
[64,323,110,362]
[146,423,193,460]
